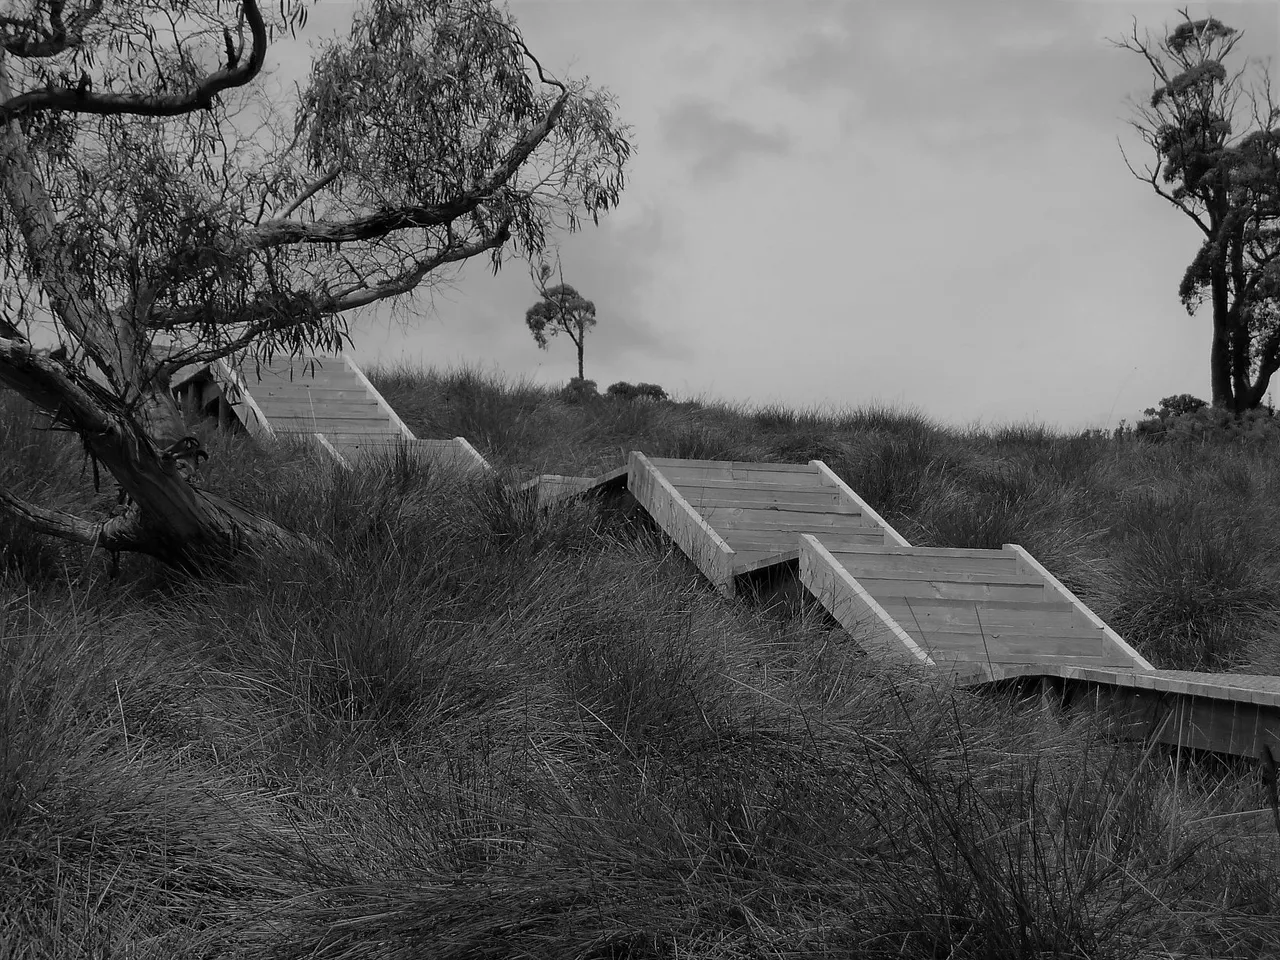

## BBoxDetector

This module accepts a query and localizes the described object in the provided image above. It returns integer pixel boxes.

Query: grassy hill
[2,365,1279,958]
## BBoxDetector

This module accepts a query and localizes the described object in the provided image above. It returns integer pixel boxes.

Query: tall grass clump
[5,372,1280,956]
[1102,488,1280,670]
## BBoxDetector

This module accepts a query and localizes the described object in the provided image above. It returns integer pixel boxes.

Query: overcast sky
[274,1,1280,430]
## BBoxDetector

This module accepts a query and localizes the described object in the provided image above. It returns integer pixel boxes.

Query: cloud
[658,99,791,182]
[769,0,1137,155]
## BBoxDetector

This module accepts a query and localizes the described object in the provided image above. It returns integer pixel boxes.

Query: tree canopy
[0,0,633,567]
[524,262,597,381]
[1118,9,1280,410]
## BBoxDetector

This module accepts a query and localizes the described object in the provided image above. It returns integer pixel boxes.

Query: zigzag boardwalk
[556,454,1280,762]
[172,354,488,472]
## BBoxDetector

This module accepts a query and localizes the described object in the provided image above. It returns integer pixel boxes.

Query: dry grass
[2,372,1280,958]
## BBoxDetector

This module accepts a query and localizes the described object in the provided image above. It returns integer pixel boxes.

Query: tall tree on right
[1118,11,1280,411]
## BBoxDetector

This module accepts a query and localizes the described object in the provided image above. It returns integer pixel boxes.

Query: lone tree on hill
[0,0,632,569]
[524,262,597,380]
[1117,10,1280,411]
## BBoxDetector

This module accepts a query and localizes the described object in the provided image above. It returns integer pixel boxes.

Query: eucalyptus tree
[524,262,596,381]
[0,0,632,567]
[1118,10,1280,410]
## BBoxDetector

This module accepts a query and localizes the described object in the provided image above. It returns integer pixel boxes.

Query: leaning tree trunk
[0,56,323,571]
[0,330,323,572]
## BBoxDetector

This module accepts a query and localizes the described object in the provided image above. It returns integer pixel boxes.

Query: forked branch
[0,0,268,123]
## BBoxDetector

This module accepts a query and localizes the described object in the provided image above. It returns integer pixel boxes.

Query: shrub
[560,377,598,405]
[1136,404,1280,444]
[606,381,667,402]
[1151,394,1209,419]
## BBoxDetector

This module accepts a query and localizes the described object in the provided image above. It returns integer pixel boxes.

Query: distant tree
[1147,393,1210,418]
[0,0,632,570]
[1117,10,1280,411]
[524,263,597,380]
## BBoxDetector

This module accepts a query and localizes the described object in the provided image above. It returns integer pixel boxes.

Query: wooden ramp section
[209,354,488,472]
[798,536,1152,675]
[626,453,909,597]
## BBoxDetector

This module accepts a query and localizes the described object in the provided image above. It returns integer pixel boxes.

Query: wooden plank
[629,451,737,598]
[816,548,1018,575]
[1084,684,1280,759]
[269,417,399,434]
[658,467,823,487]
[700,511,877,532]
[252,400,382,416]
[452,436,490,471]
[811,460,911,547]
[929,648,1144,669]
[546,463,631,499]
[798,535,934,665]
[255,387,374,400]
[647,457,815,473]
[731,549,799,574]
[875,596,1076,616]
[690,498,862,515]
[828,554,1023,579]
[524,475,599,507]
[664,476,825,493]
[836,545,1022,561]
[831,566,1045,587]
[1004,544,1154,670]
[887,611,1102,637]
[911,631,1119,658]
[675,484,847,508]
[213,358,275,439]
[720,530,884,553]
[249,371,365,390]
[906,627,1116,660]
[859,577,1048,602]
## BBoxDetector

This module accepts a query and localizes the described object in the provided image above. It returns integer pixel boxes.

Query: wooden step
[856,574,1047,603]
[721,530,885,554]
[675,483,847,508]
[879,598,1089,633]
[268,417,399,435]
[255,400,383,418]
[253,388,369,407]
[924,644,1143,669]
[667,476,826,494]
[826,550,1019,578]
[651,461,819,484]
[695,509,874,532]
[690,499,863,516]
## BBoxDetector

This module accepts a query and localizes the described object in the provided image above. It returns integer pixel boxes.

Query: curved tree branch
[248,90,568,250]
[0,488,148,551]
[0,0,267,123]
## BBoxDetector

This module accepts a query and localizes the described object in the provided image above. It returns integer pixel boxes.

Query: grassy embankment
[3,363,1280,958]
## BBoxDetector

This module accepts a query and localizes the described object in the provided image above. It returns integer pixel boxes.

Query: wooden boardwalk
[551,454,1280,761]
[173,354,488,472]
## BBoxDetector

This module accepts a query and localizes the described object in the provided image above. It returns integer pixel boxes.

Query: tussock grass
[4,370,1280,957]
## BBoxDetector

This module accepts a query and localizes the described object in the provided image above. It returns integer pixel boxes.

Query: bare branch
[278,164,342,220]
[325,215,514,312]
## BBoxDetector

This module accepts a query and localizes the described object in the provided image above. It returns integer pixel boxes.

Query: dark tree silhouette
[1118,9,1280,411]
[524,262,597,380]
